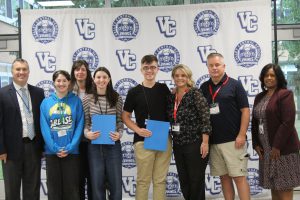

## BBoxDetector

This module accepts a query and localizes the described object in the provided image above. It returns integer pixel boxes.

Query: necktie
[20,88,35,140]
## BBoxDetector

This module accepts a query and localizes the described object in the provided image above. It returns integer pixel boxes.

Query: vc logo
[237,11,258,33]
[197,45,217,63]
[35,52,56,73]
[116,49,136,71]
[238,75,260,97]
[156,16,176,38]
[75,18,95,40]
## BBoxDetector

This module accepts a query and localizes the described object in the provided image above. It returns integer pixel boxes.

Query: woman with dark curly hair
[252,63,300,200]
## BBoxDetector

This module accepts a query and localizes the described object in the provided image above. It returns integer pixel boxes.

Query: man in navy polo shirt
[200,53,250,200]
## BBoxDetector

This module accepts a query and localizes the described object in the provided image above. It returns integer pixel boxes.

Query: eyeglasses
[142,66,157,71]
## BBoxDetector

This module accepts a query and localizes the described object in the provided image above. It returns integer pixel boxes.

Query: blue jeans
[88,142,122,200]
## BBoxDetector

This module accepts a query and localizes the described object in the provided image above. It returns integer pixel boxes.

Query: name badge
[172,123,180,136]
[58,130,67,137]
[210,103,220,115]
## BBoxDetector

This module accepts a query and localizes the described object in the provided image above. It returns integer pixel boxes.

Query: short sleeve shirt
[200,73,249,144]
[123,82,171,144]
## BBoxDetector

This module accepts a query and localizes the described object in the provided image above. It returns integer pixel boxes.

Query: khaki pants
[134,138,172,200]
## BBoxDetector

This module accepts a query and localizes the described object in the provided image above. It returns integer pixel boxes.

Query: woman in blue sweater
[40,70,84,200]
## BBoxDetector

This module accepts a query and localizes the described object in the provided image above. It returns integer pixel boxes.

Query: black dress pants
[173,139,208,200]
[2,142,41,200]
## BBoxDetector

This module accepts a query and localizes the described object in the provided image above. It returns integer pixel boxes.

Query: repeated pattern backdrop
[19,0,271,198]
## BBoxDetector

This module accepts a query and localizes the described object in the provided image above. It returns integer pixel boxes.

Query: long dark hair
[259,63,287,91]
[92,67,119,107]
[70,60,93,94]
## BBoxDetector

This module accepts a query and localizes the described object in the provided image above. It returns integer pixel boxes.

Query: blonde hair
[171,64,195,87]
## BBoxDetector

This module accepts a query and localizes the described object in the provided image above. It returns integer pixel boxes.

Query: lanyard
[209,76,229,103]
[98,97,108,114]
[173,89,188,122]
[142,82,151,119]
[16,89,31,113]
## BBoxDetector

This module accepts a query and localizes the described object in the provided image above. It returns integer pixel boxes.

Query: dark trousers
[46,154,80,200]
[2,142,41,200]
[88,143,122,200]
[173,140,208,200]
[79,142,92,200]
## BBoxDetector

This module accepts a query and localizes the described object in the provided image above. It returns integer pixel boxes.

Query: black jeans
[173,139,208,200]
[46,154,80,200]
[79,142,92,200]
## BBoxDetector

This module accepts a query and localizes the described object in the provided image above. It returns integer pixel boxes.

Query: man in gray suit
[0,58,45,200]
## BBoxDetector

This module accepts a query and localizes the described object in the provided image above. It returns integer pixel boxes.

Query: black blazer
[0,83,45,160]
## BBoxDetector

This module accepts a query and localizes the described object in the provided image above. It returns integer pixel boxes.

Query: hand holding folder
[144,120,170,151]
[91,114,116,145]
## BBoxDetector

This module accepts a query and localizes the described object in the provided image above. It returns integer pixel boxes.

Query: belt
[23,137,35,143]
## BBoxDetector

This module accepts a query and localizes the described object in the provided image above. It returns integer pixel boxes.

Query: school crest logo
[234,40,261,68]
[154,45,180,73]
[121,141,136,169]
[247,168,263,195]
[36,80,55,97]
[194,10,220,38]
[72,47,99,72]
[32,16,58,44]
[166,172,181,197]
[112,14,139,42]
[196,74,210,88]
[114,78,138,102]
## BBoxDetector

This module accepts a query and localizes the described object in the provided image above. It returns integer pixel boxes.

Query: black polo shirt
[200,73,249,144]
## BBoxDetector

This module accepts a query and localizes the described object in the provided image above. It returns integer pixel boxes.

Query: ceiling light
[37,1,74,7]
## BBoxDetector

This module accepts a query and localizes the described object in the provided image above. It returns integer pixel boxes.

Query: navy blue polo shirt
[200,73,249,144]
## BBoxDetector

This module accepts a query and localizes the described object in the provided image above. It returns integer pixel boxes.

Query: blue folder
[144,120,170,151]
[91,114,116,145]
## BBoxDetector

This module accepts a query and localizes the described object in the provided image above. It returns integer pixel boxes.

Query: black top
[167,87,211,145]
[200,73,249,144]
[123,82,170,144]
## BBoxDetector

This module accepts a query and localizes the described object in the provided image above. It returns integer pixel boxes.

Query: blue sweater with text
[40,92,84,154]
